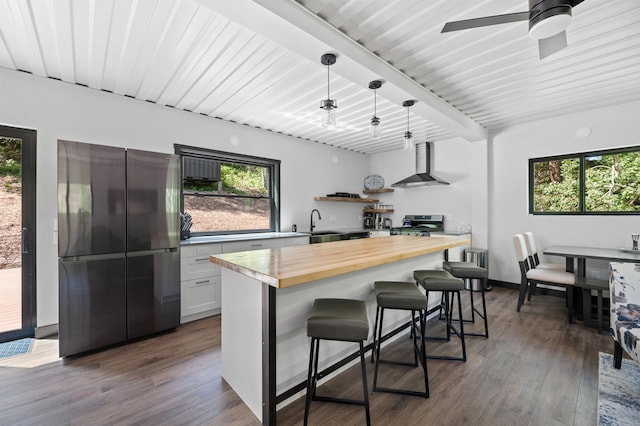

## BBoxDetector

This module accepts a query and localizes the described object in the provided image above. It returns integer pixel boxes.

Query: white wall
[490,101,640,284]
[369,138,476,232]
[0,68,370,327]
[3,65,638,326]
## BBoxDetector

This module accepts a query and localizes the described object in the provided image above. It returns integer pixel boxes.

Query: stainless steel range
[390,215,445,236]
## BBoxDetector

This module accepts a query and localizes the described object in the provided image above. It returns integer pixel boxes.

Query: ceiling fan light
[369,116,381,138]
[529,13,571,40]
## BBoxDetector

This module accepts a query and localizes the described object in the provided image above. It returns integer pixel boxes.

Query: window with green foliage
[175,145,280,234]
[529,146,640,214]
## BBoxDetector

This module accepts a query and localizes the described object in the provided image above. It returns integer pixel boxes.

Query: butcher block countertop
[209,235,469,289]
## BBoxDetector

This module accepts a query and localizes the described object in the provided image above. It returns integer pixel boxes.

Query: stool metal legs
[450,278,489,339]
[372,306,429,398]
[304,338,371,426]
[425,290,467,362]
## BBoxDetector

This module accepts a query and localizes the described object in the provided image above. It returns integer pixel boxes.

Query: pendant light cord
[374,90,377,117]
[327,64,330,100]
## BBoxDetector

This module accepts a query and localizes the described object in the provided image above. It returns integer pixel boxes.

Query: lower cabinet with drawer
[180,236,310,323]
[180,243,222,323]
[221,238,284,253]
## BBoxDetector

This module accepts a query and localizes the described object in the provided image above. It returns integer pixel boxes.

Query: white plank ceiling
[0,0,638,154]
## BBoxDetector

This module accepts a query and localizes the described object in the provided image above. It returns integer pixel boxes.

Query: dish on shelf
[364,174,384,190]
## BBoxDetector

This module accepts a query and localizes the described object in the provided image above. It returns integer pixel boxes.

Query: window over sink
[175,145,280,234]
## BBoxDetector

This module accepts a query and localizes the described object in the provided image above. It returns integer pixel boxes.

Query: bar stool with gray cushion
[304,298,371,426]
[413,270,467,362]
[443,261,489,338]
[372,281,429,398]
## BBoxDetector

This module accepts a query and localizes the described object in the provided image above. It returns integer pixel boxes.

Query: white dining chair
[513,234,576,322]
[523,232,565,271]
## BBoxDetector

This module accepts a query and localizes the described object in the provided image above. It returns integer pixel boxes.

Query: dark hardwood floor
[0,287,612,425]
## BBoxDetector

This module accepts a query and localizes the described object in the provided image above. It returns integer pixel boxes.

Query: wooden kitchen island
[210,235,469,425]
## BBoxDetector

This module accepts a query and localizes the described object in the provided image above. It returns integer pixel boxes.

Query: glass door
[0,125,36,343]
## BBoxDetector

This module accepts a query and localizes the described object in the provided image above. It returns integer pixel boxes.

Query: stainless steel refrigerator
[58,140,180,357]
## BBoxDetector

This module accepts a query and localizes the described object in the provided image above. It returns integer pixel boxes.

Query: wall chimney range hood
[392,142,449,187]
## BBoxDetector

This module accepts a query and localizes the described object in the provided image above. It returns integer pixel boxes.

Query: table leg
[577,259,586,277]
[564,256,584,321]
[565,257,574,273]
[581,287,593,328]
[262,283,276,425]
[597,289,604,334]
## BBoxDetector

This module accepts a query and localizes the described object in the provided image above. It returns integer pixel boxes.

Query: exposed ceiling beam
[195,0,487,142]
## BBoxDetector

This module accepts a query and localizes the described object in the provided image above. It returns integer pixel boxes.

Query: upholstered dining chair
[522,232,565,271]
[522,231,566,300]
[609,262,640,369]
[513,234,576,321]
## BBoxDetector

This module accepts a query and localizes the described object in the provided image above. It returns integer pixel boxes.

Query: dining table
[543,246,640,332]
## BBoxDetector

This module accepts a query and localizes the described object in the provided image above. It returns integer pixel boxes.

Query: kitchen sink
[309,233,343,244]
[308,230,370,244]
[309,231,342,235]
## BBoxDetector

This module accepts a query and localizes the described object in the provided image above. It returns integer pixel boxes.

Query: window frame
[529,145,640,215]
[175,144,281,235]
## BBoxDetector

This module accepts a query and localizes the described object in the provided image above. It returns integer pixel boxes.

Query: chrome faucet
[310,209,322,232]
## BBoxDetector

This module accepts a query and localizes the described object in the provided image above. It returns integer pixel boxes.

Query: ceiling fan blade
[441,11,529,33]
[538,30,568,60]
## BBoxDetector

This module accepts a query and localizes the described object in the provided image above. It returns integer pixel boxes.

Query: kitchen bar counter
[210,235,469,288]
[210,236,468,425]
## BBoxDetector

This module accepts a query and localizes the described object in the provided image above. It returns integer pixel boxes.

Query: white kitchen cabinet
[180,243,222,323]
[180,236,309,323]
[222,238,284,253]
[282,236,310,246]
[369,230,390,238]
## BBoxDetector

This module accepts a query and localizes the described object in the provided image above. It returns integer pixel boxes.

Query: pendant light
[368,80,382,138]
[320,53,337,127]
[403,100,415,151]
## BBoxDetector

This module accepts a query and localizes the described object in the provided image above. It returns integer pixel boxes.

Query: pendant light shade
[368,80,382,138]
[403,100,415,151]
[320,53,337,127]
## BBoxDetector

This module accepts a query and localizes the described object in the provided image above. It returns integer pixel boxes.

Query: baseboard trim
[180,308,221,324]
[35,323,58,339]
[490,279,565,298]
[490,279,518,290]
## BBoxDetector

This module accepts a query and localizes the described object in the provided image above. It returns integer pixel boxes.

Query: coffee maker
[363,213,374,229]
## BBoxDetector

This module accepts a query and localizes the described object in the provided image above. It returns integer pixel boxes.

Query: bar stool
[413,270,467,362]
[443,261,489,338]
[304,298,371,426]
[372,281,429,398]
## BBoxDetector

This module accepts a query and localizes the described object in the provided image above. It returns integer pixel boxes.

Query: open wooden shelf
[363,188,394,194]
[314,196,378,203]
[363,208,394,213]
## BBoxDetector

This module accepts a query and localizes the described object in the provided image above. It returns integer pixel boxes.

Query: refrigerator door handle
[126,247,178,257]
[60,252,127,263]
[22,227,28,254]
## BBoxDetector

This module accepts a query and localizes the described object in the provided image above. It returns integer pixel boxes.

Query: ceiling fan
[441,0,585,60]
